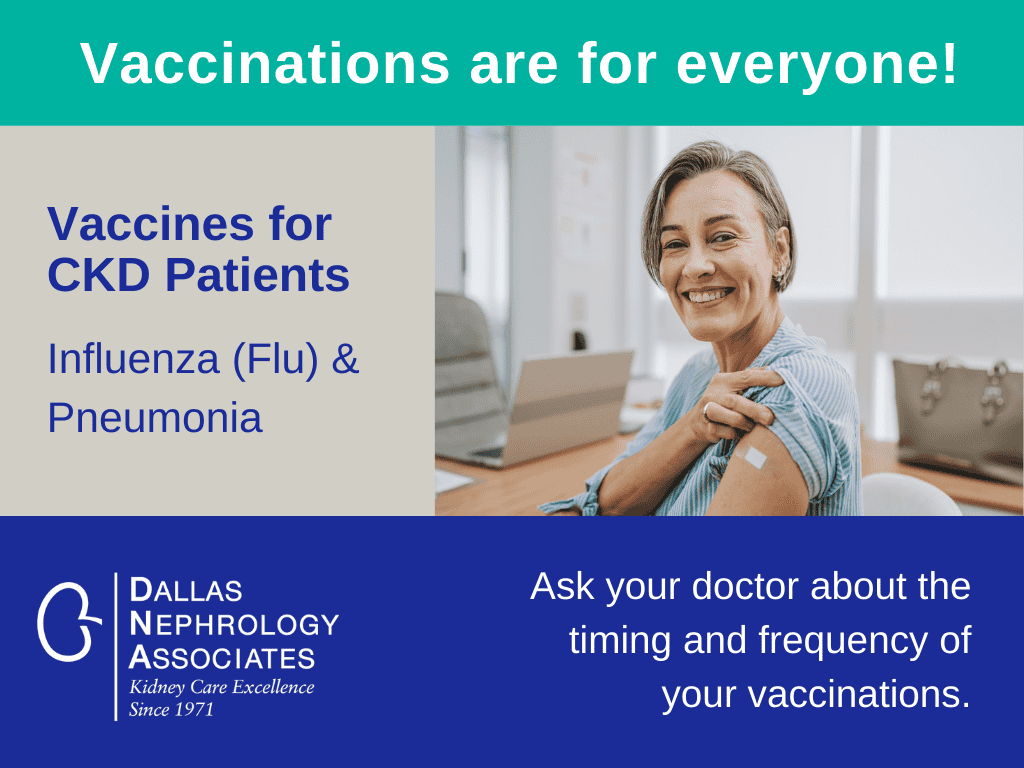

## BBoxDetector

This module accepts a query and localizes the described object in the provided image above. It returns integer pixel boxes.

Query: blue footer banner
[3,517,1018,765]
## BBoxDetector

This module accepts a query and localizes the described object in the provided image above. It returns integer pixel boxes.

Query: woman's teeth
[688,289,729,303]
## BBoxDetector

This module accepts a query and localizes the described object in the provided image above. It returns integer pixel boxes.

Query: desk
[436,436,1023,516]
[860,437,1022,514]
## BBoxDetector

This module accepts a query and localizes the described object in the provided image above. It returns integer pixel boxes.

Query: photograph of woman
[542,141,861,516]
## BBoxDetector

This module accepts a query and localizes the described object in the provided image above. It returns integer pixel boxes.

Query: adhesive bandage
[744,446,767,470]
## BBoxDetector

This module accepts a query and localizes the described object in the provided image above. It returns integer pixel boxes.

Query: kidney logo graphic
[38,582,103,662]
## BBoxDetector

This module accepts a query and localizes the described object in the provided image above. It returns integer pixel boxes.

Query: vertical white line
[653,126,669,170]
[624,126,652,377]
[848,127,862,299]
[854,127,880,437]
[874,127,891,300]
[114,572,118,722]
[871,128,893,440]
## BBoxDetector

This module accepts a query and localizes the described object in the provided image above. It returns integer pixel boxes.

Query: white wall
[434,126,463,293]
[549,126,628,356]
[664,126,859,300]
[884,126,1022,298]
[508,127,631,394]
[509,127,555,391]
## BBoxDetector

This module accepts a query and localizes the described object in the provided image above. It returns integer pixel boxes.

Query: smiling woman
[541,141,861,516]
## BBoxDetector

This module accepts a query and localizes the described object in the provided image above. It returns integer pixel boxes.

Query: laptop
[435,349,634,468]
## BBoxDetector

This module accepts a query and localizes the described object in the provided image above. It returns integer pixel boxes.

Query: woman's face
[658,170,788,346]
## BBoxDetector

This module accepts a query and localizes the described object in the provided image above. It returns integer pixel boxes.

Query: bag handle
[920,359,955,416]
[919,358,1010,424]
[981,360,1008,425]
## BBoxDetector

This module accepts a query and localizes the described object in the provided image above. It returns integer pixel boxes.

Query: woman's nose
[682,242,715,281]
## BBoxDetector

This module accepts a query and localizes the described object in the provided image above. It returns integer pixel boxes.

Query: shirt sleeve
[538,402,673,515]
[537,360,702,515]
[730,354,859,503]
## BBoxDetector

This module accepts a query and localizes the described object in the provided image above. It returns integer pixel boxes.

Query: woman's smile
[685,287,734,304]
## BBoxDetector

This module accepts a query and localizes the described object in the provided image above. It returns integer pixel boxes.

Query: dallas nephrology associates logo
[37,582,103,662]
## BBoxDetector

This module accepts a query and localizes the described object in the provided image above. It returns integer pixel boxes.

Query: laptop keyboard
[470,446,504,459]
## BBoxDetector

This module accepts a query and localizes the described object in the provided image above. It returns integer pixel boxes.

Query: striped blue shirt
[540,317,862,516]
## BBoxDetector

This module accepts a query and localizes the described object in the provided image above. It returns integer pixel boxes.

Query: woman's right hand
[688,368,784,444]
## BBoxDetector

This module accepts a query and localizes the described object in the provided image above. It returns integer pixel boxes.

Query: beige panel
[0,127,434,515]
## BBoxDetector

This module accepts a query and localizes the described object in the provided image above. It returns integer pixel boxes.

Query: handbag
[892,359,1023,485]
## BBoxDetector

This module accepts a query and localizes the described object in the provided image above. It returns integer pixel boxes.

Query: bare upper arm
[706,425,809,516]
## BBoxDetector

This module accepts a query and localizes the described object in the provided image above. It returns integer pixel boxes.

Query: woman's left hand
[689,367,784,445]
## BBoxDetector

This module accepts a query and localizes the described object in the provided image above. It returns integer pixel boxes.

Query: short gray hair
[641,140,796,292]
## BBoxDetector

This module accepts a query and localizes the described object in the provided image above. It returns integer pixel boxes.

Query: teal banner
[3,0,1018,125]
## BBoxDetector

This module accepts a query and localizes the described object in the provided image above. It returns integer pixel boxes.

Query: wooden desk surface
[436,436,632,516]
[860,437,1022,513]
[436,435,1023,516]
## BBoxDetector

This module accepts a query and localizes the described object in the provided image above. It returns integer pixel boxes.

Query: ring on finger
[702,402,713,421]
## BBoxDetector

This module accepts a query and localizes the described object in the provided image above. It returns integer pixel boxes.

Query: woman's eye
[662,239,686,250]
[710,233,736,244]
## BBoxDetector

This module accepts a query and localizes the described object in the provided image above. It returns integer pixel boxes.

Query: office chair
[862,472,962,516]
[435,292,508,430]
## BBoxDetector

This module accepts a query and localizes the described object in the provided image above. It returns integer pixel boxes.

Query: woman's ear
[773,226,791,273]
